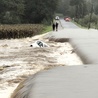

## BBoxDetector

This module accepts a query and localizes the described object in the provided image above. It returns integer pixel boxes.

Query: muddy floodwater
[0,34,83,98]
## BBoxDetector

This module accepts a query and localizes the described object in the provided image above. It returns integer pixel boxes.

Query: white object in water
[30,40,50,48]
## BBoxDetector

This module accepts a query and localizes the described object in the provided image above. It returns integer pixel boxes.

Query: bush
[77,13,98,28]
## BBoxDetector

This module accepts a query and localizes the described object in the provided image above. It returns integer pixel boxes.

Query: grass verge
[41,25,52,34]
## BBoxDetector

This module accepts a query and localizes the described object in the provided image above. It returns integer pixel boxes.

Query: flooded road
[0,33,83,98]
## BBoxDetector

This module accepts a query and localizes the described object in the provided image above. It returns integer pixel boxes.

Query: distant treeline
[0,0,59,24]
[57,0,98,18]
[57,0,98,28]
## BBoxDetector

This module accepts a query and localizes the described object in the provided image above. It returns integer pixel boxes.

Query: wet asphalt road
[60,19,79,29]
[11,18,98,98]
[30,19,98,98]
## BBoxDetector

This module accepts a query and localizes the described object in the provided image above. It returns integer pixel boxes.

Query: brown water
[0,34,83,98]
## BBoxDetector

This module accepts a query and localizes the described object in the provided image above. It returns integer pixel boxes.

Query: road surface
[60,19,79,28]
[11,19,98,98]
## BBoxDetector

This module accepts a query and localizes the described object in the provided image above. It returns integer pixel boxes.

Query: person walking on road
[55,20,59,31]
[52,18,56,31]
[55,16,59,31]
[52,16,60,31]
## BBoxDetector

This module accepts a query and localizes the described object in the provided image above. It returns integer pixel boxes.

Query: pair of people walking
[52,16,59,31]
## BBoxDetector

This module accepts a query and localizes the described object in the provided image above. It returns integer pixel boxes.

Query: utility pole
[88,2,94,29]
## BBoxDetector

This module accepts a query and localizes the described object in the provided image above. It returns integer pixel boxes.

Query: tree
[0,0,59,24]
[0,0,25,24]
[70,0,87,18]
[24,0,59,24]
[57,0,70,16]
[95,5,98,15]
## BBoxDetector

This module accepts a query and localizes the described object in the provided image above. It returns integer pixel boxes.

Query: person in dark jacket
[52,19,56,31]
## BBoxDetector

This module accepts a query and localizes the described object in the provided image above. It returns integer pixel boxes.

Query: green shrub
[77,14,98,28]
